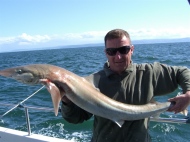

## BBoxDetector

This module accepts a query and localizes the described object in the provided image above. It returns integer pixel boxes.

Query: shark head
[0,64,64,116]
[0,65,46,85]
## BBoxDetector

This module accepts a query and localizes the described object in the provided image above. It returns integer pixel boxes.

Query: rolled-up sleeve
[153,62,190,95]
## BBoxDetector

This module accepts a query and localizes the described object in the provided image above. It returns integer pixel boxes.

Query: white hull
[0,126,72,142]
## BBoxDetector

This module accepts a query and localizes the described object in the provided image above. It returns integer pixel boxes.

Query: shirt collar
[104,61,134,77]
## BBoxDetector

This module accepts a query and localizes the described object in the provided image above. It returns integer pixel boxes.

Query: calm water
[0,42,190,142]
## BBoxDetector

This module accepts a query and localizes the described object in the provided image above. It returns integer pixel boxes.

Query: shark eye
[16,69,23,74]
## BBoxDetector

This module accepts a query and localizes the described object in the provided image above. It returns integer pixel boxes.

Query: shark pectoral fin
[40,79,62,116]
[114,120,125,127]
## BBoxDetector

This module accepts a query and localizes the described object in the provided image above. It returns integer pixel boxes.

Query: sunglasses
[105,46,131,56]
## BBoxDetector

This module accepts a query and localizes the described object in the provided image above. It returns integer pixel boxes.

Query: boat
[0,87,189,142]
[1,103,190,142]
[0,102,73,142]
[0,126,72,142]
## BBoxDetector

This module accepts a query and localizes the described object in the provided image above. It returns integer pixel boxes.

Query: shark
[0,64,186,127]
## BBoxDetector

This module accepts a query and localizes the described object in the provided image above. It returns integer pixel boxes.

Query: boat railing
[0,102,60,136]
[0,86,56,136]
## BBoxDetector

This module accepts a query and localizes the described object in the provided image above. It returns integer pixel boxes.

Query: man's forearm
[61,102,93,124]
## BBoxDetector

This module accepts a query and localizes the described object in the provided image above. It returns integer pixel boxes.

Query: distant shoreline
[0,38,189,53]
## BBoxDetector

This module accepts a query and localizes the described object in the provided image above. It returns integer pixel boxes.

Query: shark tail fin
[180,109,188,116]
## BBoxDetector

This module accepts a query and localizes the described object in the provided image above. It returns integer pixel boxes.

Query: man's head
[104,29,134,74]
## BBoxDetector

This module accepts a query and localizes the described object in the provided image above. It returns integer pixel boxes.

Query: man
[61,29,190,142]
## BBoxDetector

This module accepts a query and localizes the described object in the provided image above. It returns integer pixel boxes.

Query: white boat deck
[0,126,72,142]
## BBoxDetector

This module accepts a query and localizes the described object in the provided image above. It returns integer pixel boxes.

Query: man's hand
[62,95,72,104]
[168,91,190,114]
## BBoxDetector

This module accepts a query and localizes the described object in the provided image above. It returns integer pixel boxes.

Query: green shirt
[61,62,190,142]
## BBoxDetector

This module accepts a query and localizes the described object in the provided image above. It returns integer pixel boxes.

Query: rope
[0,85,45,118]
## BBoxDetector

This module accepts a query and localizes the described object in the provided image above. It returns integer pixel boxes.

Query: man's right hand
[61,95,72,105]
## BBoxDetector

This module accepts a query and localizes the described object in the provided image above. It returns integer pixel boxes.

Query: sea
[0,42,190,142]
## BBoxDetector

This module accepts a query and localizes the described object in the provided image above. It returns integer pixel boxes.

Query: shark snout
[0,69,14,77]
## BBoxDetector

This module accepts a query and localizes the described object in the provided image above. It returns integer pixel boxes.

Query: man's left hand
[168,91,190,114]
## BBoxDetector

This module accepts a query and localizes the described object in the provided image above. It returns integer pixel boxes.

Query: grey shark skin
[0,64,173,127]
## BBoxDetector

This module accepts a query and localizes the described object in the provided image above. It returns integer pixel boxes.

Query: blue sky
[0,0,190,52]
